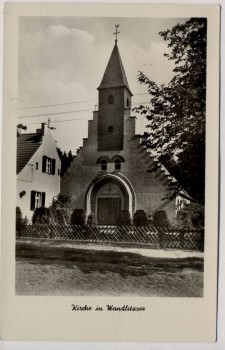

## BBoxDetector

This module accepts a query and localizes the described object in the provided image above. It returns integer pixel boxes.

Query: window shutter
[41,192,46,208]
[30,191,35,210]
[42,156,47,173]
[52,159,56,175]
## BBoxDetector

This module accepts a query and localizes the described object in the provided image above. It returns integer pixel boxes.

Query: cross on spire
[113,24,120,44]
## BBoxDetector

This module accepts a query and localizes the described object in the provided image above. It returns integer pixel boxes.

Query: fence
[16,224,204,251]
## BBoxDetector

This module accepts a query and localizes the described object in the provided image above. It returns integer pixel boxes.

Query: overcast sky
[18,16,188,153]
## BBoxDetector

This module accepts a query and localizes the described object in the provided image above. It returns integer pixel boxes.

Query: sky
[18,16,188,153]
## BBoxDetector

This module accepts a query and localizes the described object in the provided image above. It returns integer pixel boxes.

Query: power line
[18,99,96,111]
[18,93,150,111]
[26,117,90,125]
[18,108,92,119]
[18,102,150,120]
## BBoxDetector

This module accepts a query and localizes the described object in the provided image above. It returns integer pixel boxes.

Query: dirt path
[16,240,204,297]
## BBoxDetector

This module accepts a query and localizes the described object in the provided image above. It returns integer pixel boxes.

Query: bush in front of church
[133,210,148,226]
[153,210,170,228]
[117,210,132,226]
[32,207,51,224]
[71,208,86,225]
[87,213,97,226]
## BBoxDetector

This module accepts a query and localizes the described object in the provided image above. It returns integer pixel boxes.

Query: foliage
[32,207,51,224]
[117,210,132,226]
[57,148,75,176]
[16,206,28,233]
[177,203,204,229]
[134,18,207,204]
[153,210,170,228]
[49,194,73,225]
[17,124,27,137]
[71,209,86,225]
[133,210,148,226]
[87,213,97,226]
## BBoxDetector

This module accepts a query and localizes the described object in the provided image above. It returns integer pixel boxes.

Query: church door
[97,198,122,225]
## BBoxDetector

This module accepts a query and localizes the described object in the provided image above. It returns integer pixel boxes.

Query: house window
[101,160,107,171]
[30,191,45,210]
[108,95,114,104]
[36,162,38,170]
[114,159,121,170]
[42,156,56,175]
[108,126,113,132]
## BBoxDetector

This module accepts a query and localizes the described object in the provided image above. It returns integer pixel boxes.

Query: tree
[177,203,204,230]
[49,194,73,225]
[134,18,206,204]
[17,124,27,137]
[57,148,75,176]
[16,206,28,234]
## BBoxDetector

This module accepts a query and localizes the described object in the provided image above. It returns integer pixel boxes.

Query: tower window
[108,95,114,104]
[114,159,121,170]
[127,98,129,107]
[101,160,107,171]
[108,126,114,132]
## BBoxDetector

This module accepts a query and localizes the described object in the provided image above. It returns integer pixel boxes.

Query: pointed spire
[98,42,132,95]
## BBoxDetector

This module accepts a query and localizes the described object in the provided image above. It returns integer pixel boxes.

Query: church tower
[97,29,133,151]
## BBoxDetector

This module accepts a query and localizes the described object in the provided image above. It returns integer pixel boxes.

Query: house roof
[17,133,42,174]
[98,43,132,95]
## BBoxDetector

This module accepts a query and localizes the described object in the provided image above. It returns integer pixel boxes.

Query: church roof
[98,43,132,95]
[17,133,42,174]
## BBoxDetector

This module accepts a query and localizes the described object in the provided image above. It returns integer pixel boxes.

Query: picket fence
[16,224,204,251]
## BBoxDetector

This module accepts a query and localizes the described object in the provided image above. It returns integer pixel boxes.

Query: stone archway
[86,174,135,225]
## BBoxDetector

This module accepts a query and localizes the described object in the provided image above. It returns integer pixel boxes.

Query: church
[61,32,190,226]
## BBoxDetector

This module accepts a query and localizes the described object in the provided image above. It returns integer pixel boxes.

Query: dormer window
[101,160,107,171]
[108,95,114,104]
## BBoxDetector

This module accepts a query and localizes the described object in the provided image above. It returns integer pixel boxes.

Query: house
[61,39,190,225]
[17,122,61,221]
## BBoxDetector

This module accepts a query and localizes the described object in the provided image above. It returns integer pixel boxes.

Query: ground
[16,239,204,297]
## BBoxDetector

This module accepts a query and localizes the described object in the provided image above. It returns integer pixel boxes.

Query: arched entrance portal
[86,174,135,225]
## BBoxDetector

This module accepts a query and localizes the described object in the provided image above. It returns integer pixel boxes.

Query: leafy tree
[177,203,204,229]
[57,148,75,176]
[16,206,28,234]
[32,207,51,224]
[17,124,27,137]
[134,18,207,204]
[49,194,73,225]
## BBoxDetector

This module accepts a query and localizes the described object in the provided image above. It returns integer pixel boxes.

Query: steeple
[98,43,132,95]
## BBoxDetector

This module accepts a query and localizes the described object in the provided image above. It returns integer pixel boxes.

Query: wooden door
[97,198,121,225]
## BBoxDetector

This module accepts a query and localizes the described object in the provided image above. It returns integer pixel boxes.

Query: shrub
[133,210,148,226]
[32,207,51,224]
[177,203,204,230]
[49,194,73,225]
[153,210,170,228]
[16,206,28,234]
[71,208,86,225]
[87,213,97,226]
[117,210,132,226]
